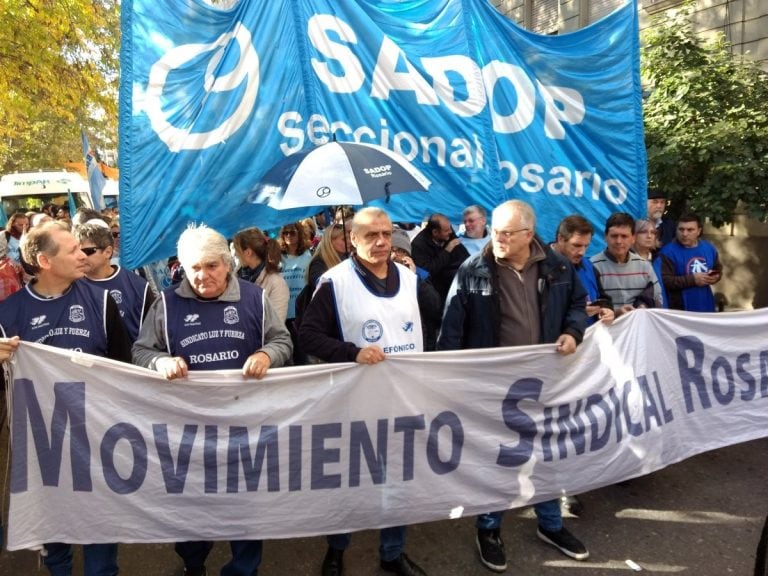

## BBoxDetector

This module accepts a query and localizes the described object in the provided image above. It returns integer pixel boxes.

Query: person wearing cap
[646,189,677,247]
[390,228,428,280]
[30,212,53,228]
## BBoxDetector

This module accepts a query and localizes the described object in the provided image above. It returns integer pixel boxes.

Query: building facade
[490,0,768,69]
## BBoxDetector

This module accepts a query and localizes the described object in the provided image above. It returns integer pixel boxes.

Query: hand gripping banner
[7,308,768,549]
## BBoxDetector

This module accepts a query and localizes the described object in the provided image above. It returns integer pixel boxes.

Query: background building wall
[490,0,768,68]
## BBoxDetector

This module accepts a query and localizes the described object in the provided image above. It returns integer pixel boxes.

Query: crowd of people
[0,192,725,576]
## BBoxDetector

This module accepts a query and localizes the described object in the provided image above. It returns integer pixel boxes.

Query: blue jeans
[327,526,406,562]
[43,543,118,576]
[476,499,562,533]
[175,540,262,576]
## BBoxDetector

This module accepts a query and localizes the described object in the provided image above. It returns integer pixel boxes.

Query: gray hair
[73,223,114,249]
[177,224,233,271]
[351,207,391,234]
[21,221,70,274]
[492,200,536,230]
[462,205,487,219]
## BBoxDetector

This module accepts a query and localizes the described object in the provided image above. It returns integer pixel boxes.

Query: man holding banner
[299,207,427,576]
[438,200,589,573]
[0,221,132,576]
[132,224,292,576]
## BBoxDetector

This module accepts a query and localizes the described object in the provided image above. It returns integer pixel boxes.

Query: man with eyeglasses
[438,200,589,573]
[299,207,428,576]
[646,189,676,248]
[458,204,491,257]
[74,222,154,343]
[0,220,131,576]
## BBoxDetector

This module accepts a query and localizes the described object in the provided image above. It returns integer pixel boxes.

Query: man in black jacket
[438,200,589,573]
[410,213,469,304]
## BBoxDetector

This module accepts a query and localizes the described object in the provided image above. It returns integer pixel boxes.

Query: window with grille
[532,0,559,33]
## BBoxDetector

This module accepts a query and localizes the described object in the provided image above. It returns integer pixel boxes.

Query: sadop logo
[364,164,393,179]
[144,25,260,152]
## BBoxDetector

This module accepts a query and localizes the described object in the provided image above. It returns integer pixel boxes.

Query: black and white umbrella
[249,141,430,209]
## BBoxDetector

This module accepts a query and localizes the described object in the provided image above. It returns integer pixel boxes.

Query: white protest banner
[7,308,768,550]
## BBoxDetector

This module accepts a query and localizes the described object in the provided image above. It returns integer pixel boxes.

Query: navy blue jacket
[437,239,587,350]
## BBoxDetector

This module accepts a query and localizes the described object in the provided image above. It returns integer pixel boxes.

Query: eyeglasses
[492,227,530,240]
[81,247,104,256]
[282,229,298,236]
[111,231,120,238]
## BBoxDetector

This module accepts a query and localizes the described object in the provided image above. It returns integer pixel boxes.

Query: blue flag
[67,191,78,219]
[81,129,107,211]
[119,0,645,269]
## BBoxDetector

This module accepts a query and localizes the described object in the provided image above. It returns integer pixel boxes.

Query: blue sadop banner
[120,0,645,269]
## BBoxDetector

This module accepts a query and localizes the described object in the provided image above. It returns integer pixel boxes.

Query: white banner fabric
[6,308,768,550]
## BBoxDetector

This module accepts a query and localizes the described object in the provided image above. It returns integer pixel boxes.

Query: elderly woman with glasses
[278,221,312,364]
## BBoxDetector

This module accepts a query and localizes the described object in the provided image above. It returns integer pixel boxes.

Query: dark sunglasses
[111,231,120,238]
[282,229,298,236]
[81,247,104,256]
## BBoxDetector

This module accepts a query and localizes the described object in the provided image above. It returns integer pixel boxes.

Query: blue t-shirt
[84,267,150,342]
[0,281,109,354]
[163,279,265,370]
[660,240,719,312]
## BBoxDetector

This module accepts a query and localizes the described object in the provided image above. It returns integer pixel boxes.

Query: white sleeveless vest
[322,259,423,354]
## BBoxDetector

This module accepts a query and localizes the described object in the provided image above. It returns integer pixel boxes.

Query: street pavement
[1,437,766,575]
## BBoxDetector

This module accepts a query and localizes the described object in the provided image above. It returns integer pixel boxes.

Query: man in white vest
[299,207,427,576]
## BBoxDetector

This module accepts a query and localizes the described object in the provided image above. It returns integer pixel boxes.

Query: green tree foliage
[0,0,120,173]
[641,5,768,226]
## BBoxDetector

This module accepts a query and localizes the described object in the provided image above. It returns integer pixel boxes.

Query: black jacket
[437,239,587,350]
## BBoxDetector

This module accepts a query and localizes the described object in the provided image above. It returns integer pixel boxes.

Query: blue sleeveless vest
[163,279,265,370]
